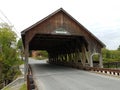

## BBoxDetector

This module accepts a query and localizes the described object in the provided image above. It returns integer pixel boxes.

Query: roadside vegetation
[0,23,120,89]
[93,46,120,68]
[31,50,48,60]
[102,47,120,68]
[19,83,27,90]
[0,23,23,89]
[93,47,120,63]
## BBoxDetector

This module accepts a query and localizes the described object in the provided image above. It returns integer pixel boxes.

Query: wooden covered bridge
[21,8,105,75]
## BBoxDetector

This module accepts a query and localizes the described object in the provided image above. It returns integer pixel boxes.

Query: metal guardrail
[85,67,120,76]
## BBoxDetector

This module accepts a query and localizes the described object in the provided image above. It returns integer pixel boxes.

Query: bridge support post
[25,44,29,77]
[99,53,103,68]
[90,53,93,67]
[81,43,87,67]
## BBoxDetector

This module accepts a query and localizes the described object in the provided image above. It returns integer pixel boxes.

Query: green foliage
[38,50,48,58]
[117,45,120,51]
[0,23,22,89]
[32,50,48,60]
[19,83,27,90]
[0,24,17,47]
[3,87,10,90]
[102,48,120,63]
[92,54,99,61]
[17,38,23,50]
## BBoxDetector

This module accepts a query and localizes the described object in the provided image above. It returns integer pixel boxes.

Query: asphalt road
[29,58,120,90]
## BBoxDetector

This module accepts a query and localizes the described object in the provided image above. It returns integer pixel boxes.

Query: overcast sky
[0,0,120,50]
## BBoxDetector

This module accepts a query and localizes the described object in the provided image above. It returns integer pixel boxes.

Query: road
[29,58,120,90]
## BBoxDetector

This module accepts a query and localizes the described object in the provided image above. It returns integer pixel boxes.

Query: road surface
[29,58,120,90]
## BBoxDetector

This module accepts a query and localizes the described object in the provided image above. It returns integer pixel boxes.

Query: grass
[4,88,9,90]
[3,83,27,90]
[19,83,27,90]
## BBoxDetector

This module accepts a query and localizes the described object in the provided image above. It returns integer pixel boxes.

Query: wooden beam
[24,39,29,80]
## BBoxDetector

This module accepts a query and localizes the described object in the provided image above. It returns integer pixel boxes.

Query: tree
[102,47,120,64]
[0,23,21,88]
[17,38,23,50]
[117,45,120,51]
[17,38,24,60]
[0,24,16,48]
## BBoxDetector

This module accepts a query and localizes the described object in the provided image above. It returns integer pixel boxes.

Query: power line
[0,9,20,38]
[0,9,12,25]
[0,17,6,23]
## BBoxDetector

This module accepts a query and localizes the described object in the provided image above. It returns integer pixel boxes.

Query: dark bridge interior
[29,34,88,52]
[29,34,89,66]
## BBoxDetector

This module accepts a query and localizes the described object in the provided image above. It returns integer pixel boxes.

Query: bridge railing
[49,60,120,76]
[85,67,120,76]
[103,62,120,68]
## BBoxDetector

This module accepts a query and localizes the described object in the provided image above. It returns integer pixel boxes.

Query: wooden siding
[22,8,105,53]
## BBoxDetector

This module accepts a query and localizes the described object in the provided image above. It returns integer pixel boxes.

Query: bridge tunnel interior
[29,34,89,67]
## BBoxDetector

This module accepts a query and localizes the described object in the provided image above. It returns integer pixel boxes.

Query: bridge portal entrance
[21,8,105,75]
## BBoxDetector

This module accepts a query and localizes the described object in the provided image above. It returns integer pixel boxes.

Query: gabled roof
[21,8,105,47]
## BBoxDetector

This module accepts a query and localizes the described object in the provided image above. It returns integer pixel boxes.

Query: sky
[0,0,120,50]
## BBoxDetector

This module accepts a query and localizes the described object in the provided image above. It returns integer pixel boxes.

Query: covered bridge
[21,8,105,75]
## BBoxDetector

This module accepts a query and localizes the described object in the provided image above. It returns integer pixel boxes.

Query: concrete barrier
[2,77,24,90]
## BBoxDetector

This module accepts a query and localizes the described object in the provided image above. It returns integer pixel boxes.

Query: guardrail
[1,77,24,90]
[85,67,120,76]
[27,65,36,90]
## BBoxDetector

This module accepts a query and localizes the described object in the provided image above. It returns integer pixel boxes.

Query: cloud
[85,22,120,50]
[0,0,120,50]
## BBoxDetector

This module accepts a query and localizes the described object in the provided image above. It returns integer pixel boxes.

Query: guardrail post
[27,74,30,90]
[26,65,36,90]
[99,53,103,68]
